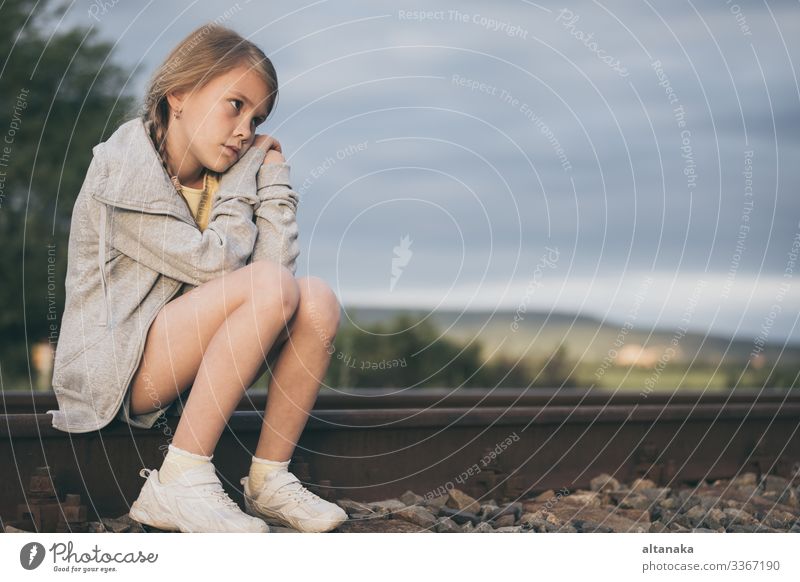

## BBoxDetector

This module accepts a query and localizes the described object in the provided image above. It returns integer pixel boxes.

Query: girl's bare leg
[127,259,299,456]
[250,276,342,462]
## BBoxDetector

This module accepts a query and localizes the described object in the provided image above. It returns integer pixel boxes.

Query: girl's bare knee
[247,259,301,321]
[297,276,341,338]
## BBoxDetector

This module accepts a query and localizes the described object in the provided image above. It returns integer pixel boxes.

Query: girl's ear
[166,90,188,114]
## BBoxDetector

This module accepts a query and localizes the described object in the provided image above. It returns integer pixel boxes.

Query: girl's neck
[164,124,205,189]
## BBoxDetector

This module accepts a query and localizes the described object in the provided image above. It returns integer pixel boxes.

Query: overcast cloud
[59,0,800,343]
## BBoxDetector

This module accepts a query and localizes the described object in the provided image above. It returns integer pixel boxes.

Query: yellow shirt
[173,171,220,231]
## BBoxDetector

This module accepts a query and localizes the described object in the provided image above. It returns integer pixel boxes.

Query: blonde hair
[141,23,279,183]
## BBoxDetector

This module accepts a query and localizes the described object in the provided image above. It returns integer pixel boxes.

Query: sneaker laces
[198,481,242,513]
[277,479,323,505]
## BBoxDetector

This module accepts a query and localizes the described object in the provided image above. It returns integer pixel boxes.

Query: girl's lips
[223,145,239,157]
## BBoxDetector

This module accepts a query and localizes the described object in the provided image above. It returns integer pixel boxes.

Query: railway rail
[1,387,798,531]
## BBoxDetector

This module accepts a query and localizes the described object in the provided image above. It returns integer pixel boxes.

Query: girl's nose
[235,120,253,142]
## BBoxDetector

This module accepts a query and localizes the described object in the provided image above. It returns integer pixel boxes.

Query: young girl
[48,23,346,533]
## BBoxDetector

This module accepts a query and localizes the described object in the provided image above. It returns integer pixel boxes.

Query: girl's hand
[253,134,286,165]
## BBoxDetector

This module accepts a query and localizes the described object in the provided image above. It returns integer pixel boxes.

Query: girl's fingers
[253,134,282,154]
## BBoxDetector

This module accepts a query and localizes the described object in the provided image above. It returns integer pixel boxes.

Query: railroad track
[1,388,798,531]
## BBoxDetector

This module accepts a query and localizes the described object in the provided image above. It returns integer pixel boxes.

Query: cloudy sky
[58,0,800,343]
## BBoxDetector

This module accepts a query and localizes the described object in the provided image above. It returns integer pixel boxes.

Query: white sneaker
[241,470,347,533]
[129,463,269,533]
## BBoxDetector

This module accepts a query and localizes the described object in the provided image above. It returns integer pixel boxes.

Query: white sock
[158,443,213,484]
[248,456,290,491]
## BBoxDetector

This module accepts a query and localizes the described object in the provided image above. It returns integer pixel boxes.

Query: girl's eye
[230,99,264,126]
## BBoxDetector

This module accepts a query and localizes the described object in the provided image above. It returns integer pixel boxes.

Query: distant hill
[341,306,800,369]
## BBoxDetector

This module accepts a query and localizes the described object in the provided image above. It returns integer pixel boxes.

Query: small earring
[173,109,182,120]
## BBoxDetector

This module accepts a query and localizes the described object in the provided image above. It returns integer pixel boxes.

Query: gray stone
[685,505,707,526]
[421,494,449,511]
[630,478,658,492]
[573,519,614,533]
[493,526,524,533]
[519,511,549,533]
[492,514,517,528]
[702,508,726,530]
[434,517,460,533]
[763,510,796,529]
[722,507,755,526]
[659,497,678,510]
[391,505,437,529]
[617,494,652,510]
[399,490,423,506]
[446,489,480,514]
[114,514,146,533]
[761,475,789,492]
[368,498,406,512]
[639,487,672,503]
[438,506,481,525]
[731,473,758,487]
[564,491,603,507]
[336,499,379,517]
[101,517,131,533]
[777,488,798,508]
[489,503,522,522]
[590,473,621,493]
[533,489,557,502]
[478,503,500,519]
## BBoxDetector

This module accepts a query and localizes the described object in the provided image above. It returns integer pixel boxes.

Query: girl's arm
[251,161,300,274]
[101,146,269,286]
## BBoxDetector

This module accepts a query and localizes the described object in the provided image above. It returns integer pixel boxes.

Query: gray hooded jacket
[47,117,300,433]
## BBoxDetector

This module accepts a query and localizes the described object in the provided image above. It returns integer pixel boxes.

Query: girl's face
[167,65,270,175]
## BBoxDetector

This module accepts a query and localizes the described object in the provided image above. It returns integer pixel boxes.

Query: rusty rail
[2,388,798,531]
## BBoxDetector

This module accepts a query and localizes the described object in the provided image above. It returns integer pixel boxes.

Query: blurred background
[1,0,798,393]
